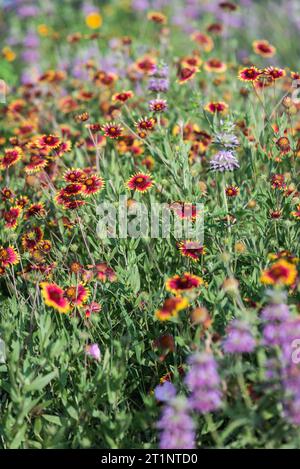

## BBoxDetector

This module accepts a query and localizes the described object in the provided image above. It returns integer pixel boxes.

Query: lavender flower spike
[210,150,240,172]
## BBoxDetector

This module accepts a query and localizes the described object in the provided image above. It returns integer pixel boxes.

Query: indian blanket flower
[276,136,291,154]
[185,352,222,414]
[37,134,61,149]
[223,319,256,354]
[0,147,23,169]
[0,246,20,268]
[291,205,300,220]
[190,32,214,52]
[225,185,239,197]
[22,227,43,251]
[260,260,297,286]
[263,67,286,80]
[148,98,168,113]
[157,396,196,449]
[166,273,203,294]
[126,172,154,192]
[209,150,240,172]
[102,122,123,139]
[40,282,70,313]
[204,101,228,114]
[94,263,117,282]
[155,296,189,321]
[177,67,198,84]
[178,240,205,262]
[3,206,22,229]
[253,40,276,57]
[238,66,262,82]
[86,343,101,361]
[204,58,227,73]
[64,284,89,307]
[112,90,134,103]
[82,175,105,196]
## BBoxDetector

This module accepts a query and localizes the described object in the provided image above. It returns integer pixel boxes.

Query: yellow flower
[37,24,50,36]
[85,11,103,29]
[2,47,16,62]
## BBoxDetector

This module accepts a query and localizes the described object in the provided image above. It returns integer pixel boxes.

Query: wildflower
[0,147,23,169]
[85,12,102,29]
[1,187,14,201]
[40,282,70,313]
[177,67,198,84]
[148,77,169,93]
[147,11,167,24]
[223,320,256,354]
[84,302,101,318]
[24,203,46,219]
[166,273,203,294]
[263,67,286,80]
[135,56,156,75]
[157,396,196,449]
[276,136,291,154]
[219,1,238,11]
[102,122,123,139]
[149,98,168,113]
[204,101,228,114]
[22,227,43,251]
[225,185,239,197]
[170,202,201,221]
[191,307,211,327]
[24,155,48,173]
[178,240,205,262]
[154,381,177,402]
[112,90,134,103]
[3,206,22,229]
[190,32,214,52]
[64,284,89,307]
[185,352,222,414]
[260,260,297,286]
[0,246,19,268]
[64,168,86,183]
[204,58,227,73]
[291,205,300,220]
[181,55,202,69]
[126,173,154,192]
[253,40,276,57]
[210,150,240,172]
[37,134,61,149]
[155,296,188,321]
[82,175,105,196]
[135,117,156,133]
[95,263,117,282]
[271,174,285,190]
[238,66,262,82]
[86,343,101,361]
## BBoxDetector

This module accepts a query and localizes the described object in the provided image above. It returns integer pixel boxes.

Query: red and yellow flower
[260,260,297,286]
[40,282,70,313]
[155,296,189,321]
[82,174,105,196]
[64,284,89,307]
[238,66,262,82]
[126,172,154,192]
[0,147,23,169]
[166,272,204,294]
[178,241,205,262]
[102,122,123,139]
[253,40,276,58]
[204,58,227,73]
[0,245,20,268]
[190,32,214,52]
[204,101,228,114]
[177,67,198,84]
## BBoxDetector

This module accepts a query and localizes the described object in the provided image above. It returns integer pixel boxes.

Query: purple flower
[261,303,290,323]
[154,381,177,402]
[157,396,195,449]
[185,352,222,414]
[223,320,256,354]
[148,78,169,93]
[210,150,240,172]
[86,343,101,361]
